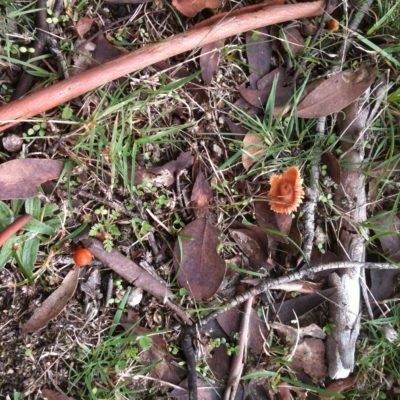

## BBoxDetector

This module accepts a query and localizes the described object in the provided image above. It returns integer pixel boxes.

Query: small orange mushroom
[268,166,305,214]
[326,18,339,31]
[73,247,92,267]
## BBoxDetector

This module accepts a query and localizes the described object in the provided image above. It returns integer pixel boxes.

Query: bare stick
[0,1,325,132]
[197,261,398,328]
[0,214,33,246]
[181,328,198,400]
[224,296,254,400]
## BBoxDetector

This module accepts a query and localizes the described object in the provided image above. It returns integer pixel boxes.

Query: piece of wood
[0,1,324,132]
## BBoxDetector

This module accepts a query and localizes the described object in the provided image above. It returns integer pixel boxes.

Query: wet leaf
[135,151,193,187]
[297,65,377,118]
[191,171,212,217]
[200,41,224,85]
[242,132,265,170]
[174,218,225,300]
[172,0,220,18]
[0,159,63,200]
[22,267,80,333]
[246,28,271,88]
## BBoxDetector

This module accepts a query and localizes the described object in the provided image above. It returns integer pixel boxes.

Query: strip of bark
[82,238,192,325]
[0,1,324,132]
[0,214,32,246]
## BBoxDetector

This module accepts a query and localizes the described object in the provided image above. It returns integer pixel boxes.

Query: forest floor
[0,0,399,399]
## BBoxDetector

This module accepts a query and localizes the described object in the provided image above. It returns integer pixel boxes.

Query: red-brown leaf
[0,159,63,200]
[172,0,220,18]
[191,171,212,217]
[22,267,80,333]
[282,26,304,54]
[200,41,224,85]
[297,65,377,118]
[242,132,265,170]
[75,17,95,39]
[174,218,225,300]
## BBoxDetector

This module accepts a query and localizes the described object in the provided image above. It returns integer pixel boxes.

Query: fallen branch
[0,1,324,131]
[0,214,32,246]
[196,261,399,328]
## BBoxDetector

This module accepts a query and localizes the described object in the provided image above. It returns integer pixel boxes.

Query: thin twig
[181,328,198,400]
[224,296,254,400]
[197,261,399,328]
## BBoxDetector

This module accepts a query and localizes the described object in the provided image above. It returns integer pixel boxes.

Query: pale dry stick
[224,296,254,400]
[197,261,399,328]
[0,1,325,131]
[301,0,375,261]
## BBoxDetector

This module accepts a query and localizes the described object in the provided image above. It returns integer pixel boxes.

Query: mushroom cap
[268,166,304,214]
[73,247,93,267]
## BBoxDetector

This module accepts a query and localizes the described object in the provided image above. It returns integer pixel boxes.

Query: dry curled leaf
[268,166,304,214]
[172,0,220,18]
[174,218,225,300]
[0,159,63,200]
[297,65,377,118]
[242,132,265,170]
[22,267,80,333]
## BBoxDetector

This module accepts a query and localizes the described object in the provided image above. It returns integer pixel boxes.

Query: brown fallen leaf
[172,0,220,18]
[171,377,221,400]
[246,28,271,88]
[75,17,95,39]
[282,26,304,55]
[92,33,125,64]
[0,159,63,200]
[297,65,377,118]
[321,152,341,185]
[42,389,74,400]
[136,327,186,385]
[242,132,265,170]
[321,375,357,399]
[200,41,224,85]
[191,171,213,217]
[174,217,225,300]
[135,151,193,188]
[207,344,231,380]
[278,383,294,400]
[22,267,80,333]
[216,307,267,355]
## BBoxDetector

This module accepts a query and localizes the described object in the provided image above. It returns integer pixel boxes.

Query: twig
[0,1,325,132]
[0,214,33,246]
[197,261,399,328]
[181,328,198,400]
[224,296,254,400]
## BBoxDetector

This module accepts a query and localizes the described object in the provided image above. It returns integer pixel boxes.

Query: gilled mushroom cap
[268,166,304,214]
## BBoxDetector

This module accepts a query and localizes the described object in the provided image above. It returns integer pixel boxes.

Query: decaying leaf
[92,33,125,64]
[297,65,377,118]
[273,323,327,379]
[75,17,95,39]
[229,226,269,266]
[207,344,231,380]
[246,28,271,88]
[242,132,265,171]
[321,152,341,185]
[191,171,213,217]
[172,0,220,18]
[136,327,186,385]
[216,308,267,354]
[282,26,304,55]
[135,151,193,187]
[0,159,63,200]
[174,218,225,300]
[42,389,74,400]
[22,267,80,333]
[322,375,357,399]
[200,41,224,85]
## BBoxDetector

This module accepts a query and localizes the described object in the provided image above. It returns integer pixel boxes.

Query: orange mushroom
[73,247,93,267]
[267,166,304,214]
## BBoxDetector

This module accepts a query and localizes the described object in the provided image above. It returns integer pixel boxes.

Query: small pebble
[2,134,23,152]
